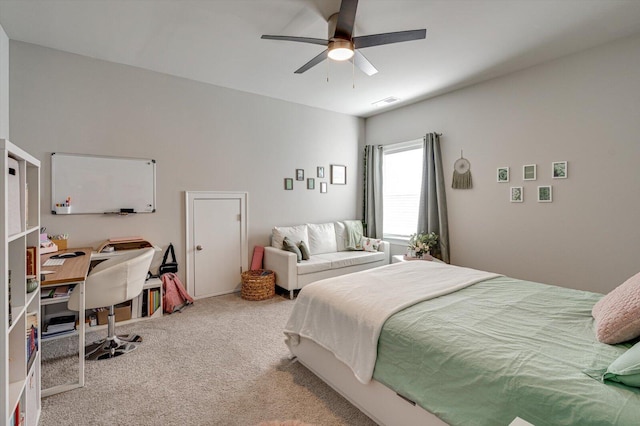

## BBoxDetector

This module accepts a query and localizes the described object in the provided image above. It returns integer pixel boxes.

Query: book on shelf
[43,314,76,337]
[26,312,38,372]
[26,246,37,276]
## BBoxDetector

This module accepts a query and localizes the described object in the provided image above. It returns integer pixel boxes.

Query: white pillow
[271,225,309,250]
[307,223,337,255]
[334,221,347,251]
[361,237,383,252]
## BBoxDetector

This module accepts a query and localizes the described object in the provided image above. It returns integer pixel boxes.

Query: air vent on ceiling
[372,96,400,107]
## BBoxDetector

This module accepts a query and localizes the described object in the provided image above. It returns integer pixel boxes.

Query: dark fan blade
[351,50,378,76]
[261,35,328,46]
[334,0,358,39]
[353,29,426,49]
[295,49,329,74]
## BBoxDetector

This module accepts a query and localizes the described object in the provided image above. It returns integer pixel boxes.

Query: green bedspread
[373,276,640,425]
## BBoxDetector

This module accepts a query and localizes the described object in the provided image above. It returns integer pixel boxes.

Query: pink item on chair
[251,246,265,270]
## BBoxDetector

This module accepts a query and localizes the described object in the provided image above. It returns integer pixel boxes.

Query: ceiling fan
[261,0,426,76]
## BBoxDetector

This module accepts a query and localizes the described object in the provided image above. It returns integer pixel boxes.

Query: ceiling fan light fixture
[328,39,354,61]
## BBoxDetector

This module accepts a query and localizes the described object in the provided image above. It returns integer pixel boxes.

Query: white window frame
[382,139,423,242]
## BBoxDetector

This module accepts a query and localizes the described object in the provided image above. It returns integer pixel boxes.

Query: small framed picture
[284,178,293,190]
[537,185,552,202]
[307,178,315,190]
[296,169,304,181]
[317,166,325,178]
[330,165,347,185]
[320,182,327,193]
[510,187,523,203]
[523,164,537,181]
[497,167,509,183]
[552,161,567,179]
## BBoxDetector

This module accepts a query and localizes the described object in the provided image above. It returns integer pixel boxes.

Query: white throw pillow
[361,237,383,252]
[334,221,348,251]
[271,225,309,250]
[307,223,337,255]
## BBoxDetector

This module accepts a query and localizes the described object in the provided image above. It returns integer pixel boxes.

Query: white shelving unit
[1,139,41,426]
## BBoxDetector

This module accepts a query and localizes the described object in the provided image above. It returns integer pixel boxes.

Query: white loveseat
[264,221,390,299]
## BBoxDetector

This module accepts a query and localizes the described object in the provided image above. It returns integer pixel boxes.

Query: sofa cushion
[283,237,302,262]
[361,237,383,252]
[334,221,348,251]
[297,257,332,275]
[272,225,309,250]
[299,240,311,260]
[307,223,337,255]
[315,251,386,269]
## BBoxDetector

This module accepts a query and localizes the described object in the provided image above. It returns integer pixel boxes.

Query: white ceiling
[2,0,640,118]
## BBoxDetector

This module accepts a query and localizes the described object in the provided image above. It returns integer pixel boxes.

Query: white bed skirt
[291,336,448,426]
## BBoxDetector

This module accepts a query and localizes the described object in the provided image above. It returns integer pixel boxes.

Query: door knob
[196,245,203,251]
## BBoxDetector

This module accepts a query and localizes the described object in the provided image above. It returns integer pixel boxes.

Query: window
[382,141,423,238]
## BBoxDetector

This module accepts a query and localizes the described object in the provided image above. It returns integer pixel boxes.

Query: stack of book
[40,284,74,300]
[42,315,76,339]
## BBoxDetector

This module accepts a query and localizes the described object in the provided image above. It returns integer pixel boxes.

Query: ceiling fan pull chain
[326,56,330,82]
[352,57,356,89]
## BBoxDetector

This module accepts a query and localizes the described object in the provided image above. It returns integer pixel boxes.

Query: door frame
[185,191,248,298]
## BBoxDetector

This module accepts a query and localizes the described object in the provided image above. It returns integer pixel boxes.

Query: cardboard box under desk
[96,303,132,325]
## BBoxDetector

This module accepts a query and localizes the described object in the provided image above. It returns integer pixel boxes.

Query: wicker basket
[241,269,275,301]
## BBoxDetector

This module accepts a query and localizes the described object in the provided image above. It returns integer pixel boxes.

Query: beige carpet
[39,293,376,426]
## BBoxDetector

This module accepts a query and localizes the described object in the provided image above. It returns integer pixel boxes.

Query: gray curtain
[363,145,383,238]
[417,133,450,263]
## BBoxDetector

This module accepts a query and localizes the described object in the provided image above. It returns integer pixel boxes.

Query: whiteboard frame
[51,152,156,215]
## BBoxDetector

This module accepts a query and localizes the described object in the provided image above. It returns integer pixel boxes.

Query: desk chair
[68,248,155,360]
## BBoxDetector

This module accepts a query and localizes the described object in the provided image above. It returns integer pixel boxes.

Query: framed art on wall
[552,161,567,179]
[523,164,536,181]
[296,169,304,181]
[497,167,509,182]
[330,165,346,185]
[320,182,327,193]
[284,178,293,190]
[537,185,552,202]
[510,187,523,203]
[317,167,325,178]
[307,178,315,190]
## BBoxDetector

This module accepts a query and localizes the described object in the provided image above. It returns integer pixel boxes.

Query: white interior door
[186,192,248,298]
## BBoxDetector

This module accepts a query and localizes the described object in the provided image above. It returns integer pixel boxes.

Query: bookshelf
[1,139,41,426]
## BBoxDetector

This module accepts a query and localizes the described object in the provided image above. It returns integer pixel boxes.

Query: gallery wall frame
[537,185,553,202]
[523,164,537,181]
[552,161,567,179]
[330,164,347,185]
[307,178,315,190]
[320,182,327,193]
[497,167,509,182]
[296,169,304,181]
[284,178,293,190]
[317,167,325,178]
[510,187,523,203]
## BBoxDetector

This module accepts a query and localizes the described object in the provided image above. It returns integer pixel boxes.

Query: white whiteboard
[51,153,156,214]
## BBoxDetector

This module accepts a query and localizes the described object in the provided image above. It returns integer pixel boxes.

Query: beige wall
[9,41,363,274]
[365,33,640,294]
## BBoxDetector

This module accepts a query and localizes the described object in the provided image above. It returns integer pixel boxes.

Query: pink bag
[161,273,194,314]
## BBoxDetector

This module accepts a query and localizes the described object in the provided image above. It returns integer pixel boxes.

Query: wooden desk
[40,247,92,397]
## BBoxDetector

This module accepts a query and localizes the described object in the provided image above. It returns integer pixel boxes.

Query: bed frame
[290,337,447,426]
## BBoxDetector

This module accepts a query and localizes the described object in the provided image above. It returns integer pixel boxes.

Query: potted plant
[407,232,439,259]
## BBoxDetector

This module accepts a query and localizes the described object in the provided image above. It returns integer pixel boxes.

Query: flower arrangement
[408,232,439,258]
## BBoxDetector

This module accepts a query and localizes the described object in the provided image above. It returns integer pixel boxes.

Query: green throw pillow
[298,240,311,260]
[283,237,302,262]
[603,341,640,387]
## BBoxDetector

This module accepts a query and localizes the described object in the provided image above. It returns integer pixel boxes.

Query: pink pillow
[592,272,640,344]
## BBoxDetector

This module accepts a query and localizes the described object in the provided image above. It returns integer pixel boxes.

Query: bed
[284,261,640,426]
